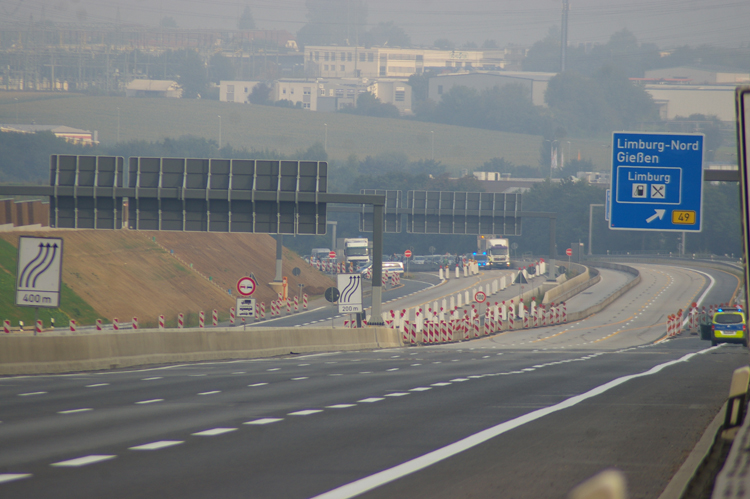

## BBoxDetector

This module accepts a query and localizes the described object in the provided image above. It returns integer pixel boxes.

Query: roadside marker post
[178,313,184,328]
[212,309,218,326]
[69,319,76,332]
[132,317,138,330]
[113,318,119,331]
[3,320,9,334]
[96,319,102,331]
[159,315,165,330]
[36,320,42,334]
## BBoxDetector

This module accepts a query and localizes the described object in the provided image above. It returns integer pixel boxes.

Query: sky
[3,0,750,49]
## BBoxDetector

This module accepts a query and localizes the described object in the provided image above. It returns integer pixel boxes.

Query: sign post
[735,87,750,310]
[609,132,704,233]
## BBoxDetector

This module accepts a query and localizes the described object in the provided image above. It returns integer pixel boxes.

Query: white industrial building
[643,66,750,85]
[427,71,555,106]
[220,78,412,114]
[303,46,511,79]
[125,80,182,98]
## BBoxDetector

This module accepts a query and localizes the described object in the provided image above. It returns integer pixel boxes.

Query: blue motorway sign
[609,132,704,232]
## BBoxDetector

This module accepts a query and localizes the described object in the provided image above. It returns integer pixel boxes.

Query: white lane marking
[288,409,324,416]
[327,404,357,409]
[0,474,31,484]
[267,368,281,372]
[359,372,373,374]
[298,364,310,366]
[18,391,46,397]
[51,455,116,467]
[409,387,432,392]
[129,441,184,451]
[198,391,221,396]
[232,372,246,375]
[384,393,409,397]
[249,383,268,387]
[292,377,309,381]
[358,398,385,403]
[386,368,399,372]
[192,428,237,436]
[188,374,206,377]
[450,378,469,382]
[309,346,719,499]
[135,399,164,405]
[431,382,452,387]
[142,377,162,381]
[85,383,109,388]
[244,418,284,425]
[329,374,343,377]
[58,408,93,414]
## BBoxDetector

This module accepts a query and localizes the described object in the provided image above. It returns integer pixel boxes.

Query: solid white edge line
[309,346,718,499]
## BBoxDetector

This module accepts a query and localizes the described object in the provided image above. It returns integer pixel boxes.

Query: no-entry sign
[236,276,257,296]
[404,250,412,258]
[566,248,573,257]
[328,251,336,259]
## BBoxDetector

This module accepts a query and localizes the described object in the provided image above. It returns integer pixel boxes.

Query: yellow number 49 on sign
[672,210,696,225]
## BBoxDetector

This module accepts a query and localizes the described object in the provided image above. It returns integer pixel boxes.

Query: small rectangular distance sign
[337,274,363,314]
[16,236,63,308]
[609,132,703,232]
[236,298,256,318]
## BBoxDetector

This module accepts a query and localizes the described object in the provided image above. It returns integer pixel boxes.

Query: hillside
[0,92,612,170]
[0,229,333,327]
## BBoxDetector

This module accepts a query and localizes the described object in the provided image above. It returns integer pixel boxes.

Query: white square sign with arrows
[15,236,63,308]
[337,273,363,314]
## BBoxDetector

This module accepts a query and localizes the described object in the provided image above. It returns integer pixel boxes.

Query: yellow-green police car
[711,307,747,347]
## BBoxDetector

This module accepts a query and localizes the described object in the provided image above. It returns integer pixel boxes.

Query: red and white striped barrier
[303,294,308,310]
[294,296,299,313]
[509,310,515,330]
[178,313,184,328]
[96,318,103,331]
[159,315,165,330]
[212,309,218,326]
[113,318,119,331]
[3,320,10,334]
[286,300,292,315]
[230,307,235,325]
[562,302,567,323]
[36,319,42,334]
[316,260,322,271]
[199,311,205,328]
[132,317,139,330]
[69,319,76,332]
[259,302,266,320]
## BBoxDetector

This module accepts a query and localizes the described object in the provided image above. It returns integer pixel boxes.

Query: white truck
[343,238,369,267]
[487,238,510,268]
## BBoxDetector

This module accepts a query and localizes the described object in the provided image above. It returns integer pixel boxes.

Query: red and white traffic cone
[199,311,205,328]
[113,318,119,331]
[96,318,103,331]
[159,315,165,330]
[69,319,76,332]
[132,317,139,330]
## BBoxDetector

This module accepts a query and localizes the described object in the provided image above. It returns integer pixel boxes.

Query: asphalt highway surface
[0,262,746,499]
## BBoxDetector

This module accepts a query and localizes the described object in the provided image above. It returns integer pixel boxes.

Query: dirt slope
[0,230,333,326]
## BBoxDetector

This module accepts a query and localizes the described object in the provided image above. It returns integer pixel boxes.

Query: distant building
[428,71,555,106]
[643,66,750,85]
[219,81,262,103]
[125,80,182,98]
[644,84,737,121]
[0,124,97,146]
[221,78,413,114]
[304,46,510,79]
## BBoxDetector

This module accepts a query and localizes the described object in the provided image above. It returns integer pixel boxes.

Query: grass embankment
[0,92,613,170]
[0,237,100,328]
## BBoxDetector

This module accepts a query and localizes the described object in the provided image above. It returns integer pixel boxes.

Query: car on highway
[711,307,747,347]
[359,261,404,277]
[473,252,489,268]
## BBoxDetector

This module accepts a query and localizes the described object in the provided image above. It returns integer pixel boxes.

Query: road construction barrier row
[1,294,313,333]
[386,299,568,345]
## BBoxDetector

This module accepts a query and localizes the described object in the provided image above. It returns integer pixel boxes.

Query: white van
[359,261,404,277]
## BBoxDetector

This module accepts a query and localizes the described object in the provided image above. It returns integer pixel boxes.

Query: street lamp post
[588,203,604,256]
[218,115,222,149]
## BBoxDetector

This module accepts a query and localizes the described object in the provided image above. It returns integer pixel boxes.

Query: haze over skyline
[2,0,750,49]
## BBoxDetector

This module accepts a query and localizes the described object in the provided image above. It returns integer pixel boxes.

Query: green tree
[339,92,400,118]
[177,49,208,98]
[522,26,561,72]
[238,6,256,30]
[363,22,411,47]
[297,0,367,48]
[248,83,272,104]
[160,17,177,28]
[208,53,235,83]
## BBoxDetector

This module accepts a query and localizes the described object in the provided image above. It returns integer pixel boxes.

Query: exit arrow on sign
[646,209,666,223]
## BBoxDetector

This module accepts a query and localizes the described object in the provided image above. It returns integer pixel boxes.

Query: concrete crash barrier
[0,327,403,375]
[564,261,641,323]
[543,263,598,305]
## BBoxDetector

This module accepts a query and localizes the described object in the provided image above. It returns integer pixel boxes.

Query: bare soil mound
[0,230,333,326]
